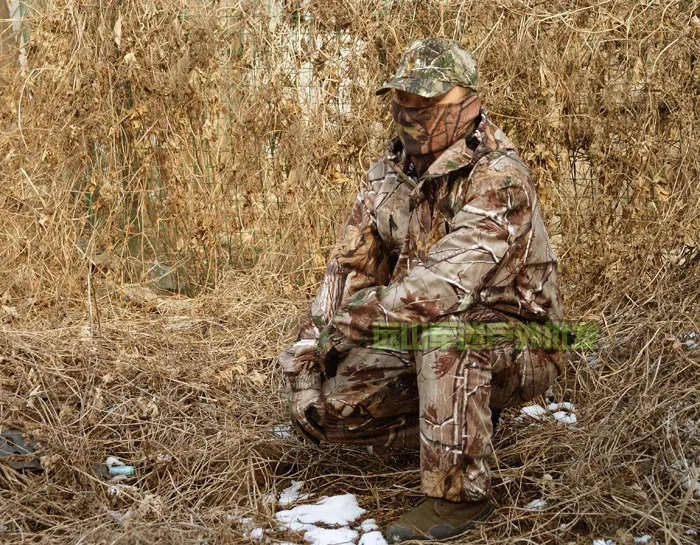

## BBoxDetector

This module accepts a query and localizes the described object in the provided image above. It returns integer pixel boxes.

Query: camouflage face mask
[391,93,481,159]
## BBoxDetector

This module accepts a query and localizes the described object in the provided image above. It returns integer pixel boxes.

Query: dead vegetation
[0,1,698,543]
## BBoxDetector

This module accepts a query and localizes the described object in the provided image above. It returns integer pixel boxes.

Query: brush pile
[0,1,698,543]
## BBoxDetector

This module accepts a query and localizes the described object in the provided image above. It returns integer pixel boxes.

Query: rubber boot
[385,496,494,543]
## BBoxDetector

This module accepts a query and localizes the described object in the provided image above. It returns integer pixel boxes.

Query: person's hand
[290,388,326,439]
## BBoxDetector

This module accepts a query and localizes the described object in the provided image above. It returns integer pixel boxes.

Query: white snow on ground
[669,461,700,498]
[358,519,379,532]
[520,405,549,420]
[271,481,383,545]
[249,528,264,539]
[592,537,659,545]
[279,480,314,506]
[683,331,698,350]
[276,494,367,527]
[519,402,577,425]
[358,531,387,545]
[303,526,358,545]
[552,411,577,424]
[547,402,576,413]
[524,499,547,511]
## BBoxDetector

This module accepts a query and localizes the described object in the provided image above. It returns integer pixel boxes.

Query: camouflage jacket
[282,111,563,389]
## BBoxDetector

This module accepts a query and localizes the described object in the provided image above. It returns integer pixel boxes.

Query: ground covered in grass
[0,1,698,543]
[1,272,698,544]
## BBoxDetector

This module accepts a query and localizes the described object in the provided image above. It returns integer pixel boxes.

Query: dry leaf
[113,15,122,48]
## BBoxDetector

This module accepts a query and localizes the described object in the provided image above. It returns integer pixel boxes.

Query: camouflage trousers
[290,308,563,502]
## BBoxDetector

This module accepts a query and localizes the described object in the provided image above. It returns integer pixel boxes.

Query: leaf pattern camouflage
[376,37,479,98]
[279,111,567,502]
[391,92,481,160]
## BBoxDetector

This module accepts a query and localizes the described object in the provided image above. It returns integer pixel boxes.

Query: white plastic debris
[107,483,136,496]
[271,424,293,439]
[105,456,124,468]
[524,498,547,511]
[109,465,135,476]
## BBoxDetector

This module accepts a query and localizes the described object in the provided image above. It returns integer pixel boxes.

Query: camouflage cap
[376,37,478,98]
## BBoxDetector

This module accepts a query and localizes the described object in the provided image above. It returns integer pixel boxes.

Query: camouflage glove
[278,340,321,390]
[279,342,326,440]
[290,388,326,439]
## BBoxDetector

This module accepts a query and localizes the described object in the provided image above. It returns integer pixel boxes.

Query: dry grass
[0,0,699,543]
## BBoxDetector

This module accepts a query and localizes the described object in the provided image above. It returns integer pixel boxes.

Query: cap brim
[375,78,456,98]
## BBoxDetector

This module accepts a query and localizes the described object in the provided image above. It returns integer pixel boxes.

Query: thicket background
[0,1,698,544]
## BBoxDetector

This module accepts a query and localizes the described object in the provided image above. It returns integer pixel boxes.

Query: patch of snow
[685,528,697,536]
[238,517,265,540]
[552,411,578,425]
[592,540,614,545]
[276,494,366,528]
[358,531,387,545]
[669,461,700,498]
[359,519,379,532]
[547,402,576,413]
[633,536,652,544]
[275,492,380,545]
[520,405,548,420]
[248,528,264,540]
[558,522,574,533]
[520,402,578,426]
[524,499,547,511]
[280,480,313,506]
[303,526,358,545]
[685,419,697,435]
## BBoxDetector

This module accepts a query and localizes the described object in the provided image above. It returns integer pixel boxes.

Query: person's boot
[385,496,494,543]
